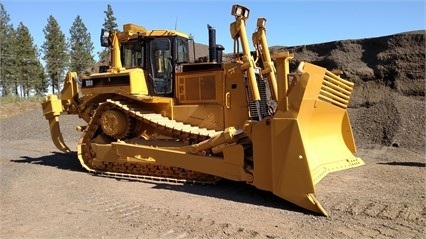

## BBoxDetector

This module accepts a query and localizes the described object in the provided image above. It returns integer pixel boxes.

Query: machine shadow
[378,161,425,167]
[12,151,315,216]
[12,151,85,172]
[149,179,312,215]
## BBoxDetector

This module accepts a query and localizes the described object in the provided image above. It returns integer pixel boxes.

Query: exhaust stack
[208,24,225,63]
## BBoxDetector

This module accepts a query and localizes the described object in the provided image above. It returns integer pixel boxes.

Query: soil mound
[269,31,425,153]
[273,31,425,98]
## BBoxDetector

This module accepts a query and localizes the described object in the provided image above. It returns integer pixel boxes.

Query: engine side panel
[175,67,224,105]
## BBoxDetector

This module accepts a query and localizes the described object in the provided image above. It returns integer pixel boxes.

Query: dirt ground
[1,31,425,238]
[0,108,424,239]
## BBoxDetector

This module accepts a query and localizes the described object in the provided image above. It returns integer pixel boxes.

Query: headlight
[257,18,266,28]
[100,29,111,47]
[231,4,250,19]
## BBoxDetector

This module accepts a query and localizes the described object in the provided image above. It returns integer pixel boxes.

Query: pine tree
[15,22,42,97]
[1,26,19,96]
[69,15,95,77]
[0,3,15,96]
[41,15,68,94]
[33,60,48,95]
[98,4,118,61]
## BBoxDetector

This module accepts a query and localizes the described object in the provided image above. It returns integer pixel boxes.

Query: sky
[2,0,425,61]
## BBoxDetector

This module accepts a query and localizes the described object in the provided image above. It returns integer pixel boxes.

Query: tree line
[0,3,118,97]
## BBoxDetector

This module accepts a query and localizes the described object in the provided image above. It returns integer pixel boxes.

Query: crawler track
[78,99,224,184]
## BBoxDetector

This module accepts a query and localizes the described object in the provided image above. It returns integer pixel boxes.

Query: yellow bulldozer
[41,4,364,216]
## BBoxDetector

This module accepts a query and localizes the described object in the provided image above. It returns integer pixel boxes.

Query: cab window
[150,38,172,94]
[121,41,144,68]
[176,37,189,63]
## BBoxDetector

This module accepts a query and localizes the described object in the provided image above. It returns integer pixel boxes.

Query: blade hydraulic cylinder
[230,15,260,102]
[252,17,278,101]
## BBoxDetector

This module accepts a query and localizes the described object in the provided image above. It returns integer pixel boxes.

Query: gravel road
[1,108,425,238]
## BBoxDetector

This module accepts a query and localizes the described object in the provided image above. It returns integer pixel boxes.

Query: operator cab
[120,36,190,96]
[100,24,223,97]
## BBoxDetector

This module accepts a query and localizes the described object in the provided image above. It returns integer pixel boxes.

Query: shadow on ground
[12,151,85,172]
[378,162,425,167]
[151,179,312,215]
[11,151,318,216]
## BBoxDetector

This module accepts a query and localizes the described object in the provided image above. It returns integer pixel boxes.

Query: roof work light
[231,4,250,19]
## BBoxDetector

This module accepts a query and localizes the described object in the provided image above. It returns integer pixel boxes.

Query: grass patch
[0,95,44,104]
[0,96,44,119]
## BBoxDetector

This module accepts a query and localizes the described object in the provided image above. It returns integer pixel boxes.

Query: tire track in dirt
[331,198,424,223]
[79,182,265,238]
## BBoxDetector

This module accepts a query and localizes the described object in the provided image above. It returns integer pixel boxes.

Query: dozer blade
[270,115,364,216]
[252,62,364,216]
[41,95,70,153]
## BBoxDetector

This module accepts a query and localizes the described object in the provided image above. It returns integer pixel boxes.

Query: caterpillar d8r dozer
[41,4,364,216]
